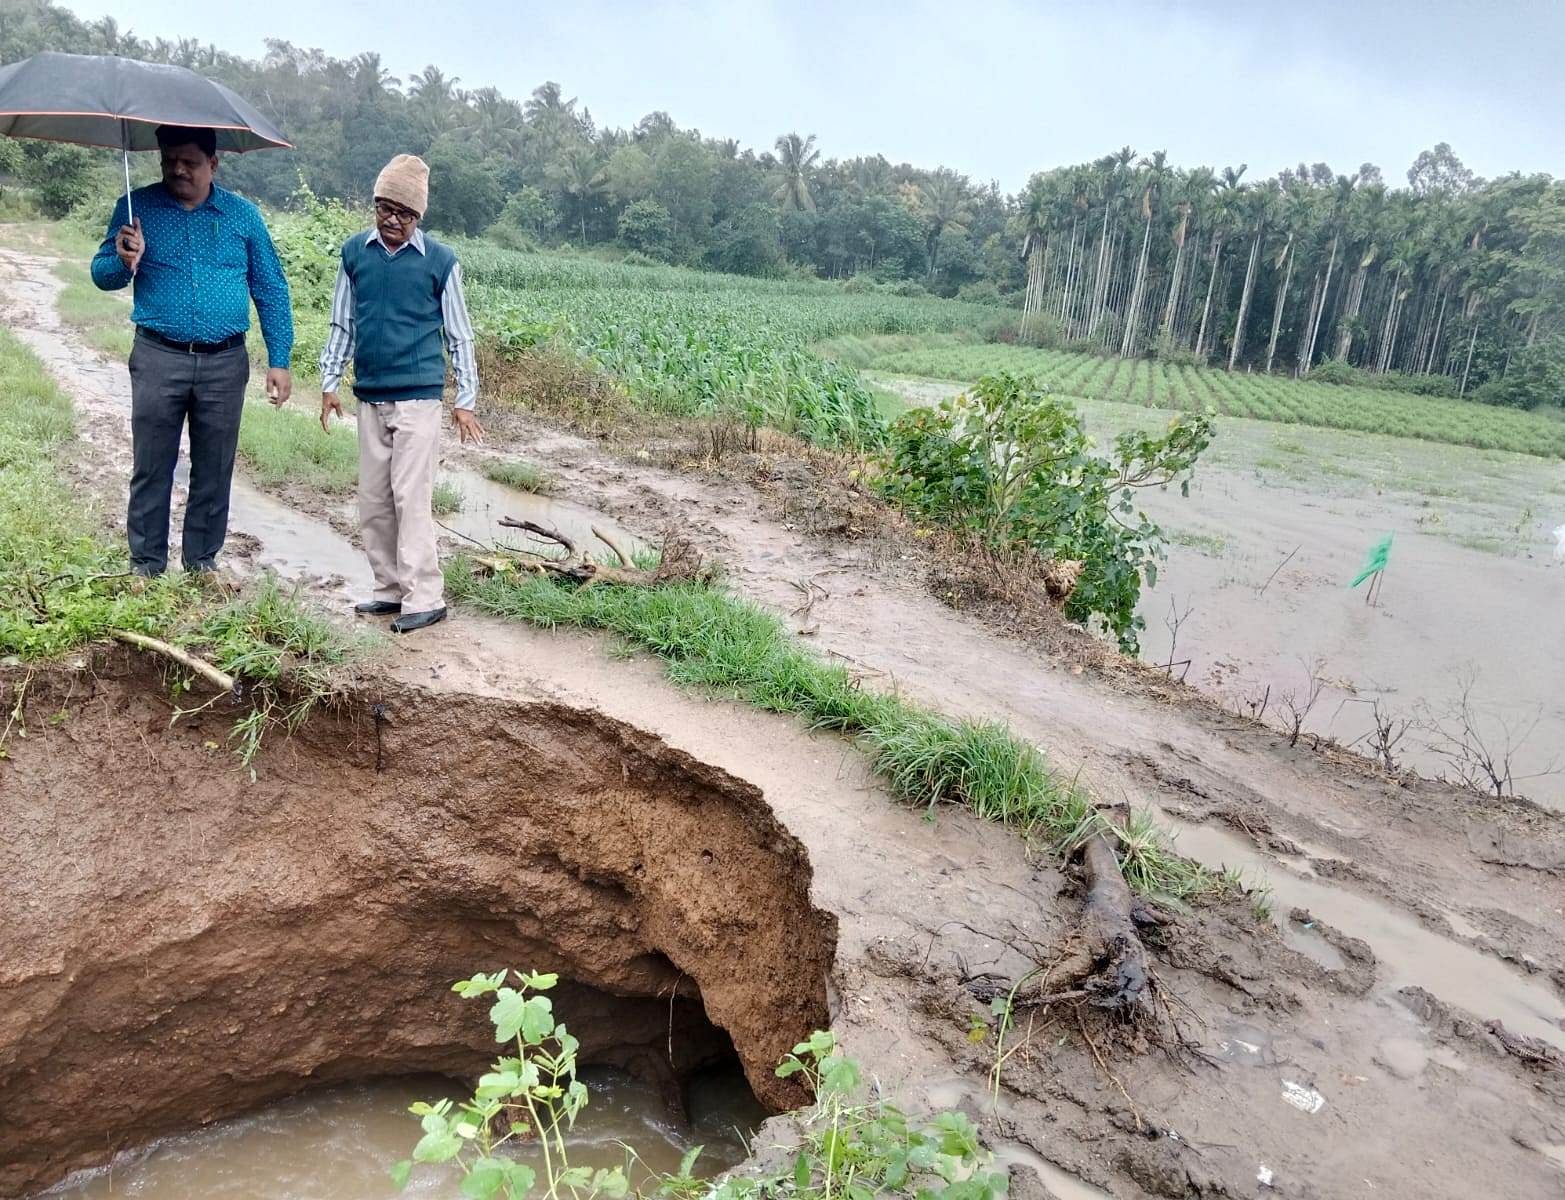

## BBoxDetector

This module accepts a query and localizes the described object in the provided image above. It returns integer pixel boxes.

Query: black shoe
[355,600,402,615]
[390,607,447,634]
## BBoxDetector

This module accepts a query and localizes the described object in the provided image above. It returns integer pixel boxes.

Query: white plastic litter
[1281,1080,1326,1114]
[1258,1165,1275,1187]
[1553,524,1565,562]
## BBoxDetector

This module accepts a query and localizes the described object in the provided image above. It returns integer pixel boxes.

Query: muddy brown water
[873,373,1565,807]
[46,1071,761,1198]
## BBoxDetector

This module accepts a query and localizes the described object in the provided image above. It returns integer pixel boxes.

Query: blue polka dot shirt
[91,182,294,368]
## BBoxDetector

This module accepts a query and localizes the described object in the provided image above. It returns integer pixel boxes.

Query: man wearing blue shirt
[91,124,294,579]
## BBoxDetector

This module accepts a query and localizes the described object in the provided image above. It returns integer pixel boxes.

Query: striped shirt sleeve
[440,261,479,411]
[318,260,356,394]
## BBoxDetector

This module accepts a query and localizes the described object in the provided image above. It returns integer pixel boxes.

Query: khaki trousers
[358,399,444,612]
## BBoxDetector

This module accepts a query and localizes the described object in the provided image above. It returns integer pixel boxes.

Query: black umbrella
[0,51,290,221]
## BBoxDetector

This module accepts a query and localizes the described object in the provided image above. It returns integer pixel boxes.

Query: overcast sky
[64,0,1565,192]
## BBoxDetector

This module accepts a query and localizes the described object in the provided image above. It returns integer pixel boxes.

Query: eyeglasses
[374,199,418,225]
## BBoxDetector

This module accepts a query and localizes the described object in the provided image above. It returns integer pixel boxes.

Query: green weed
[483,459,554,494]
[432,479,465,515]
[398,972,1006,1200]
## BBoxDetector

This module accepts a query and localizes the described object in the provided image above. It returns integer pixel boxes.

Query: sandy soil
[871,372,1565,808]
[4,242,1565,1199]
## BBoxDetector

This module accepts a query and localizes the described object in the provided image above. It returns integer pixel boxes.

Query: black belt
[136,326,245,355]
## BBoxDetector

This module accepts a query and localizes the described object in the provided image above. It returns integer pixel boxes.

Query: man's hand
[115,217,143,274]
[321,391,344,432]
[453,408,484,445]
[265,368,292,407]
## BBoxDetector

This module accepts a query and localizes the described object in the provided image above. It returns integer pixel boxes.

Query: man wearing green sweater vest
[319,154,483,633]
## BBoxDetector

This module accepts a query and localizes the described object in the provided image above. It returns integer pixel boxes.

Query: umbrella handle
[121,120,135,275]
[121,119,133,224]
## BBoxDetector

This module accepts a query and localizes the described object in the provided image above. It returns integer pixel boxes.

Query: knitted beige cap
[374,154,430,217]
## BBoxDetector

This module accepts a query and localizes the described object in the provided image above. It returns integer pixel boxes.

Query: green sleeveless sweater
[341,233,457,402]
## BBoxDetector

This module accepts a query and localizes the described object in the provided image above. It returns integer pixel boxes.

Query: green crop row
[457,245,1005,446]
[861,340,1565,458]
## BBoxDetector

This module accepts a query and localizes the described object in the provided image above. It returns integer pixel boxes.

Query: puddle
[47,1069,757,1198]
[1282,915,1349,971]
[1165,814,1565,1051]
[1215,1023,1274,1067]
[990,1140,1113,1200]
[425,466,647,562]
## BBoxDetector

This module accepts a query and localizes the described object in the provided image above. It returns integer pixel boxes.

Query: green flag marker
[1350,533,1393,588]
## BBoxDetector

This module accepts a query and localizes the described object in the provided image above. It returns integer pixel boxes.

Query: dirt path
[4,242,1564,1199]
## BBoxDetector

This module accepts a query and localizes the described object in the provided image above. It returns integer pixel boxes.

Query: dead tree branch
[971,827,1152,1018]
[473,519,707,589]
[1278,657,1327,748]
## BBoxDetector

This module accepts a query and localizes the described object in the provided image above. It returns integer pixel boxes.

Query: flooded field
[873,373,1565,807]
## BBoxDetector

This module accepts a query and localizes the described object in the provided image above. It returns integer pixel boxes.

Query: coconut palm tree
[1195,165,1245,358]
[1161,166,1216,342]
[472,88,526,155]
[773,132,820,212]
[548,142,607,244]
[1017,174,1050,340]
[919,168,973,280]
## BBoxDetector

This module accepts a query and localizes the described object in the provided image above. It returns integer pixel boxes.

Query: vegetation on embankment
[0,326,371,761]
[830,333,1565,457]
[447,554,1225,903]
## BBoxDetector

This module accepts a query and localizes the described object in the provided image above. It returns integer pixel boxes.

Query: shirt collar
[154,181,229,213]
[366,227,426,255]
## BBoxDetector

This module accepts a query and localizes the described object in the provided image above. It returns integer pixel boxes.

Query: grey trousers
[126,333,250,574]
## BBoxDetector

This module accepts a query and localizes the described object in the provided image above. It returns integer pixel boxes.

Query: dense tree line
[1017,150,1564,402]
[0,1,1013,300]
[2,0,1560,402]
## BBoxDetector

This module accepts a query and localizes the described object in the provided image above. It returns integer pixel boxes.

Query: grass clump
[0,326,371,763]
[448,557,1215,901]
[194,578,376,761]
[483,458,554,494]
[431,478,465,514]
[237,398,358,493]
[52,259,134,358]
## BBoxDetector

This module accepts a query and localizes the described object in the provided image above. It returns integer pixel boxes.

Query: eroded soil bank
[0,655,835,1197]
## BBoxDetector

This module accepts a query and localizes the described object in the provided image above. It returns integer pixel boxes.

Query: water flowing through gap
[48,1068,769,1198]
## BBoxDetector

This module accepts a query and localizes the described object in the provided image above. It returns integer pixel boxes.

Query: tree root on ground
[969,829,1152,1017]
[109,630,236,694]
[470,520,708,588]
